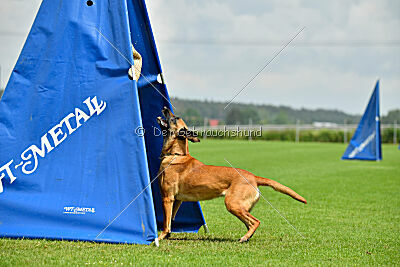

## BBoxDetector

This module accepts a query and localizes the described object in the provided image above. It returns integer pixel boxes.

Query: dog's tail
[256,176,307,204]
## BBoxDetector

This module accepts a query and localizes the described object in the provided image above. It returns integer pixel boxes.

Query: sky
[0,0,399,115]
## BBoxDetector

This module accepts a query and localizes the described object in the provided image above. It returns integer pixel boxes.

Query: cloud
[0,0,41,87]
[0,0,398,114]
[146,0,400,114]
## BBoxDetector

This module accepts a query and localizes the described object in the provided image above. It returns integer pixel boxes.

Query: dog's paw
[158,231,171,241]
[239,237,249,243]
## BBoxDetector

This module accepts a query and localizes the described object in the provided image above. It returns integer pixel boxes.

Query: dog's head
[157,107,200,143]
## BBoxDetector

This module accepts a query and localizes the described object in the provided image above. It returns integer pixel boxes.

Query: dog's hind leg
[225,187,261,243]
[172,200,183,221]
[159,197,174,240]
[227,207,261,242]
[238,212,260,242]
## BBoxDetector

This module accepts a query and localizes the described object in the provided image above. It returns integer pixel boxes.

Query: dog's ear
[187,131,200,143]
[162,107,174,119]
[178,128,200,143]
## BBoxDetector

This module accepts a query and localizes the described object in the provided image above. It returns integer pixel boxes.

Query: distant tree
[382,109,400,124]
[183,108,203,126]
[225,107,260,125]
[274,111,290,124]
[226,108,244,125]
[185,108,200,118]
[242,108,261,124]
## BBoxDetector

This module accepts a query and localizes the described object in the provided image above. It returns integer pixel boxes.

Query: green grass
[1,140,399,266]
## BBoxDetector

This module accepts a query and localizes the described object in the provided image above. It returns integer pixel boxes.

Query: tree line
[0,92,398,125]
[171,97,400,126]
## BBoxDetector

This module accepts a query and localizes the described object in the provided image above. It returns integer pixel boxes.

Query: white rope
[224,27,305,109]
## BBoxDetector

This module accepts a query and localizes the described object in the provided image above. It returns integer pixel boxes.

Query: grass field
[1,140,399,266]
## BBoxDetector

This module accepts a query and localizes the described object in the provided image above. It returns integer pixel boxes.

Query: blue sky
[0,0,399,114]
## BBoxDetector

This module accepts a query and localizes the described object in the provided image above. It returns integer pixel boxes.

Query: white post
[394,120,398,144]
[203,224,210,234]
[248,118,252,141]
[203,117,208,140]
[344,119,347,144]
[295,119,300,143]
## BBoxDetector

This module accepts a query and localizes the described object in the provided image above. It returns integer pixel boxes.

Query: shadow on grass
[167,236,238,243]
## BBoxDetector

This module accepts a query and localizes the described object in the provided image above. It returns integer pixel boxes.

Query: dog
[156,107,307,242]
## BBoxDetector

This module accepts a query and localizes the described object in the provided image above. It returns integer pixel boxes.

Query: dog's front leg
[158,196,174,240]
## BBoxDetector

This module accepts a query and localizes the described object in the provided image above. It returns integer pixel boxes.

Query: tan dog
[156,107,307,242]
